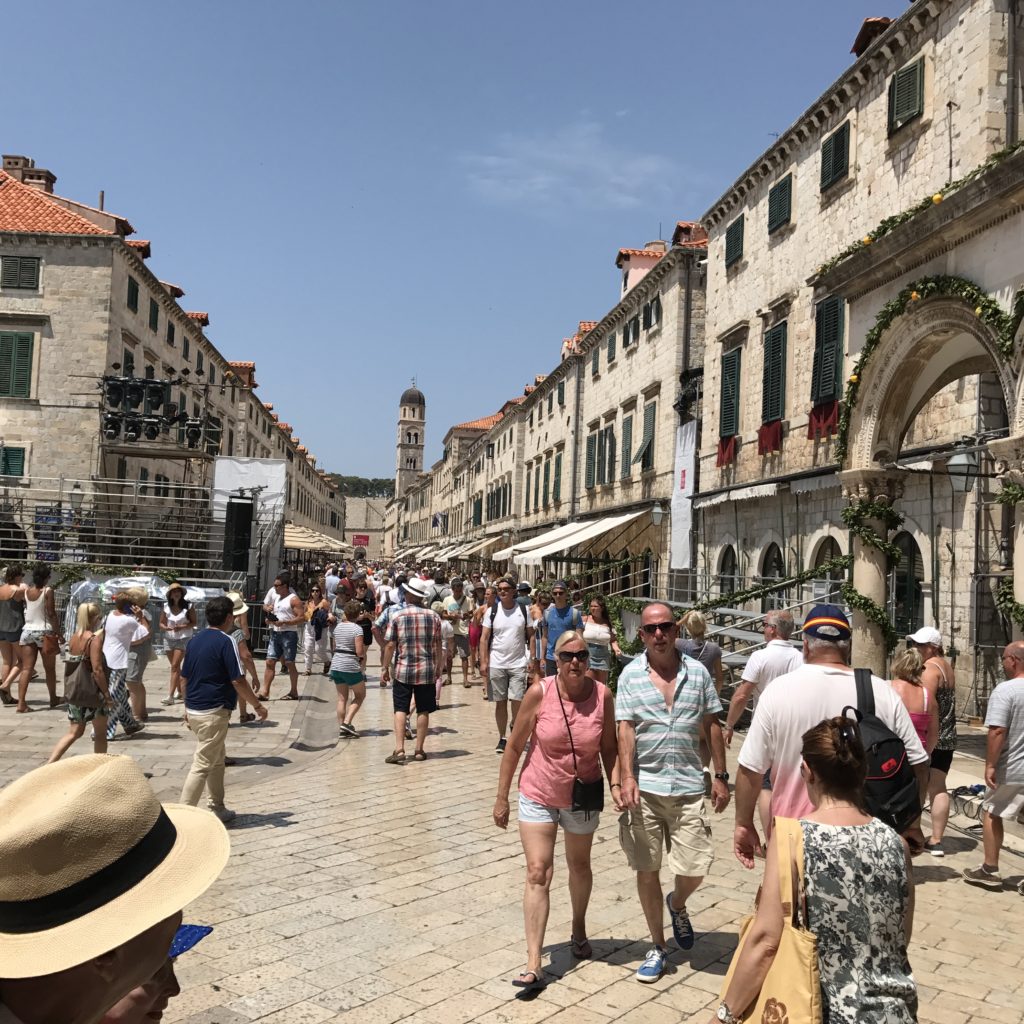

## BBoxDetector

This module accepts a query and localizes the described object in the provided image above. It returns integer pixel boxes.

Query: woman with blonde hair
[124,586,154,722]
[48,603,113,762]
[677,610,724,691]
[889,647,938,813]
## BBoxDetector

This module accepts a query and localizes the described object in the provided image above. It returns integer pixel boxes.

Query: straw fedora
[225,591,249,616]
[0,755,229,978]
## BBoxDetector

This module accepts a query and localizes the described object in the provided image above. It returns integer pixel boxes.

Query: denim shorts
[586,643,611,671]
[19,628,50,648]
[267,630,298,662]
[331,670,364,687]
[0,629,19,643]
[518,792,599,835]
[164,636,190,652]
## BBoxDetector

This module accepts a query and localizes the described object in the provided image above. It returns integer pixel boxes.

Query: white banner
[670,421,697,570]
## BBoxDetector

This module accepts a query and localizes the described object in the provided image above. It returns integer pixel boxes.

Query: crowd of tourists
[0,556,1022,1023]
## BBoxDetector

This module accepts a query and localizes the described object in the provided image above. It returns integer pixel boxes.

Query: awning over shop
[492,521,590,562]
[515,509,647,568]
[438,541,475,561]
[692,482,778,509]
[284,524,354,552]
[458,535,505,558]
[433,543,466,562]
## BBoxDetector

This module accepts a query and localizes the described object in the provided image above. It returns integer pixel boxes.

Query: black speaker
[223,498,254,572]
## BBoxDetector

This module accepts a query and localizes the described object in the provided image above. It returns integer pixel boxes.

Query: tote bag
[63,636,104,709]
[719,817,822,1024]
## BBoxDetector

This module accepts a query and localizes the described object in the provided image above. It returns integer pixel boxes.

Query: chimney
[2,155,56,193]
[644,239,668,254]
[851,17,892,58]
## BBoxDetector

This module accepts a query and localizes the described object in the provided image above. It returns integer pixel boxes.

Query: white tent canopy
[514,509,647,569]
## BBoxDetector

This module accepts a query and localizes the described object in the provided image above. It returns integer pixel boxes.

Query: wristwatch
[716,1002,739,1023]
[714,772,730,782]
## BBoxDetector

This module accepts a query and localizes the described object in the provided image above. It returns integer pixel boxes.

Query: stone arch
[806,529,847,568]
[847,295,1015,470]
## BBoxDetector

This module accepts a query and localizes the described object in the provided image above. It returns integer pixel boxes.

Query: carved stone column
[989,437,1024,619]
[838,469,904,675]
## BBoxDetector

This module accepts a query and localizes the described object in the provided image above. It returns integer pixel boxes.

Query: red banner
[352,534,369,547]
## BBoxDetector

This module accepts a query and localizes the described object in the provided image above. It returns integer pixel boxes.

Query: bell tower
[396,380,426,499]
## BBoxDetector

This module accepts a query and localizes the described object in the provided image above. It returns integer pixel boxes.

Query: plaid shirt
[384,605,441,687]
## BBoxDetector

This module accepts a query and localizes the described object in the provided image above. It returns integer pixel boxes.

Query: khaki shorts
[983,783,1024,819]
[619,790,713,878]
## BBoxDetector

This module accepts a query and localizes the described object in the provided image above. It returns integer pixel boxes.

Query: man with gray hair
[733,604,929,868]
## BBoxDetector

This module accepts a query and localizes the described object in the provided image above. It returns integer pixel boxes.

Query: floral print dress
[800,819,917,1023]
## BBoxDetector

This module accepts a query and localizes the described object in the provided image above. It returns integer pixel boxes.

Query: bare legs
[166,648,184,701]
[636,870,703,947]
[48,714,109,762]
[16,644,38,712]
[928,768,950,844]
[0,640,19,696]
[982,810,1004,870]
[392,709,428,755]
[336,682,365,730]
[260,658,298,699]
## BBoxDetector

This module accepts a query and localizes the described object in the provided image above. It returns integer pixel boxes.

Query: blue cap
[169,924,213,958]
[802,605,851,641]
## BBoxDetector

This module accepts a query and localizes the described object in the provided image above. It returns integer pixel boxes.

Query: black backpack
[487,601,531,650]
[848,668,921,833]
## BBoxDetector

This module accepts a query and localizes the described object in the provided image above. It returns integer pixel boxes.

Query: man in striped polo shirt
[614,603,730,983]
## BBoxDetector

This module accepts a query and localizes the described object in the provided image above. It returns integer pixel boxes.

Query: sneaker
[666,892,694,950]
[339,723,357,737]
[1017,879,1024,897]
[925,840,945,857]
[160,696,175,706]
[124,722,146,737]
[635,945,667,983]
[495,738,507,754]
[208,805,236,824]
[963,865,1003,890]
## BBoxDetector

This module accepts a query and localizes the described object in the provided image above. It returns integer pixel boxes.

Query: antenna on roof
[658,220,662,240]
[411,376,417,387]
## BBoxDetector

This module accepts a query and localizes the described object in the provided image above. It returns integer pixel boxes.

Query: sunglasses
[558,649,590,662]
[552,589,567,596]
[641,621,676,636]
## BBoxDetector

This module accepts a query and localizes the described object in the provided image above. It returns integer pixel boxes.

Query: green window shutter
[543,460,550,505]
[182,335,190,360]
[557,380,565,405]
[652,295,662,324]
[631,315,640,343]
[620,415,633,479]
[767,175,792,234]
[605,426,616,481]
[725,215,744,267]
[553,452,562,500]
[719,348,741,437]
[0,257,18,288]
[127,276,139,312]
[820,121,850,192]
[596,429,607,485]
[166,322,175,346]
[622,325,630,349]
[585,434,597,488]
[640,403,655,470]
[642,302,652,329]
[1,257,39,289]
[525,464,531,510]
[0,447,25,476]
[607,331,616,362]
[534,465,541,511]
[0,332,33,398]
[888,58,924,134]
[761,322,787,423]
[591,346,599,377]
[812,296,845,404]
[148,298,159,332]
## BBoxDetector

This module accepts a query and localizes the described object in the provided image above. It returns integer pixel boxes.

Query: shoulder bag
[64,635,104,709]
[719,816,822,1023]
[555,679,604,815]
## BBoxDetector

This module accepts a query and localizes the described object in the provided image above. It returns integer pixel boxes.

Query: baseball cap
[802,605,851,641]
[907,626,942,646]
[517,582,532,592]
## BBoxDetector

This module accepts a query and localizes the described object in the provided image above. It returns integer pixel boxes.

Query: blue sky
[7,0,902,477]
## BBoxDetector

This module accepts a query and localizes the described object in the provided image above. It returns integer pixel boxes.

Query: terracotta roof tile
[615,248,665,267]
[0,171,112,235]
[578,321,598,334]
[160,280,184,298]
[229,360,255,369]
[128,240,152,258]
[186,311,209,326]
[452,412,504,431]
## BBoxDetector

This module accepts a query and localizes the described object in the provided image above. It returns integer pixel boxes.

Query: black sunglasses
[558,649,590,662]
[641,621,676,636]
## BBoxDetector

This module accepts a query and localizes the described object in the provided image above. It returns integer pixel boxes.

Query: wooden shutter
[543,460,551,505]
[553,453,562,501]
[596,429,607,484]
[719,348,741,437]
[812,296,844,403]
[631,316,640,343]
[607,331,616,362]
[652,295,662,324]
[761,322,787,423]
[725,215,744,267]
[642,302,652,329]
[557,380,565,405]
[149,298,159,332]
[621,415,633,478]
[1,447,25,476]
[0,257,18,289]
[640,403,655,470]
[605,426,616,481]
[127,276,139,311]
[1,257,39,289]
[889,58,924,133]
[0,333,33,398]
[820,121,850,191]
[585,434,597,488]
[591,346,599,376]
[167,322,176,346]
[767,175,792,234]
[525,464,531,510]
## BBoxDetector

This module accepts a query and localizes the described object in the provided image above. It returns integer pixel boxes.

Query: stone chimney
[2,155,56,193]
[643,239,668,254]
[851,17,892,58]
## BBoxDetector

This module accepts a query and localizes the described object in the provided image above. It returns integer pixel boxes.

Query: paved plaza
[2,655,1022,1023]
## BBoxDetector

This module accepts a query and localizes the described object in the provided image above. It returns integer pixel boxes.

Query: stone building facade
[697,0,1024,714]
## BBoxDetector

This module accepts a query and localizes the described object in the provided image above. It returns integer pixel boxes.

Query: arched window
[889,532,924,638]
[718,545,738,598]
[406,431,412,444]
[760,542,786,612]
[413,432,419,444]
[813,537,844,602]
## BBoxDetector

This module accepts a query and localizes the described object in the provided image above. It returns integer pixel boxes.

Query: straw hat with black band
[0,755,229,979]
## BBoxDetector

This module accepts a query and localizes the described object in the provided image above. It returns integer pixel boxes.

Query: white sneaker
[208,805,236,823]
[160,696,175,706]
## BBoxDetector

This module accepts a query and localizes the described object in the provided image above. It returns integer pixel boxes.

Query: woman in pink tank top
[493,630,618,993]
[889,648,938,751]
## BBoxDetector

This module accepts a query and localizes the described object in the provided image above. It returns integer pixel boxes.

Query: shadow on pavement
[228,755,292,767]
[229,810,297,830]
[416,748,472,760]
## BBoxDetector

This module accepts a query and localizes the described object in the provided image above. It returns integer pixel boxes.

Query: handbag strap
[554,680,580,778]
[772,817,806,927]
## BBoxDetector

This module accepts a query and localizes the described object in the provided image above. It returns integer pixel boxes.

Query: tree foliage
[327,475,394,498]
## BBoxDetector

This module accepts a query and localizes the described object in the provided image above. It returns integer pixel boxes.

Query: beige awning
[284,524,353,552]
[514,509,647,568]
[492,521,589,562]
[458,535,505,558]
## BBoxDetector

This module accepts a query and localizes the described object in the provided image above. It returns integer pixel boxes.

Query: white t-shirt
[738,663,929,820]
[102,611,149,671]
[485,601,529,670]
[985,677,1024,784]
[741,639,803,698]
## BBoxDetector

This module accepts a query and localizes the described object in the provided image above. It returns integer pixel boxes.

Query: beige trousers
[180,707,232,808]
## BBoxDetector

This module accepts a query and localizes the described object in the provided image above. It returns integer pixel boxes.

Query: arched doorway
[760,542,786,612]
[888,532,924,640]
[718,545,738,598]
[812,536,844,602]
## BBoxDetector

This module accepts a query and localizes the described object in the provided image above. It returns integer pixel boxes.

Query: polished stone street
[1,654,1021,1023]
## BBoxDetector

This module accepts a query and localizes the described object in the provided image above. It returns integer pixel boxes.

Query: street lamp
[651,503,666,527]
[946,449,979,493]
[69,483,84,513]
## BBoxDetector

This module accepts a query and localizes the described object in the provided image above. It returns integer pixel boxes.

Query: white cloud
[460,118,675,211]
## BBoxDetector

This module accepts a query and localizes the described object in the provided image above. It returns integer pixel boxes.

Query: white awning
[789,473,840,495]
[459,535,505,558]
[492,521,589,562]
[693,482,778,509]
[515,509,647,569]
[432,543,463,562]
[283,524,354,552]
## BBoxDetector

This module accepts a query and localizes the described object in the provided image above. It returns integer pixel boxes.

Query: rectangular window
[144,364,155,380]
[0,332,34,398]
[553,452,562,501]
[542,460,550,506]
[720,348,741,437]
[138,467,149,495]
[638,403,656,471]
[148,298,159,332]
[651,295,662,325]
[630,315,640,344]
[182,335,190,360]
[642,302,652,329]
[585,433,597,489]
[591,346,599,377]
[621,414,633,479]
[0,446,25,476]
[176,393,187,442]
[209,365,216,386]
[607,331,616,363]
[196,350,204,374]
[127,276,139,312]
[820,121,850,192]
[123,348,135,377]
[1,256,40,290]
[547,392,553,416]
[725,215,744,268]
[767,174,792,234]
[166,321,176,347]
[761,322,787,423]
[557,380,565,405]
[596,429,607,485]
[533,465,541,512]
[812,296,845,404]
[525,464,531,512]
[888,57,924,135]
[602,425,617,482]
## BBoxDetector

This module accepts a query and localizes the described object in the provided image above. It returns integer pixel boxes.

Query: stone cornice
[702,0,950,229]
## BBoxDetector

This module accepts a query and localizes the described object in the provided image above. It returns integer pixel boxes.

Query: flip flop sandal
[570,936,593,959]
[0,688,14,706]
[384,751,406,765]
[412,751,427,761]
[280,693,299,701]
[511,970,547,992]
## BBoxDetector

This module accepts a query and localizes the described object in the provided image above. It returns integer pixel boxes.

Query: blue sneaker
[635,945,667,983]
[666,892,694,950]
